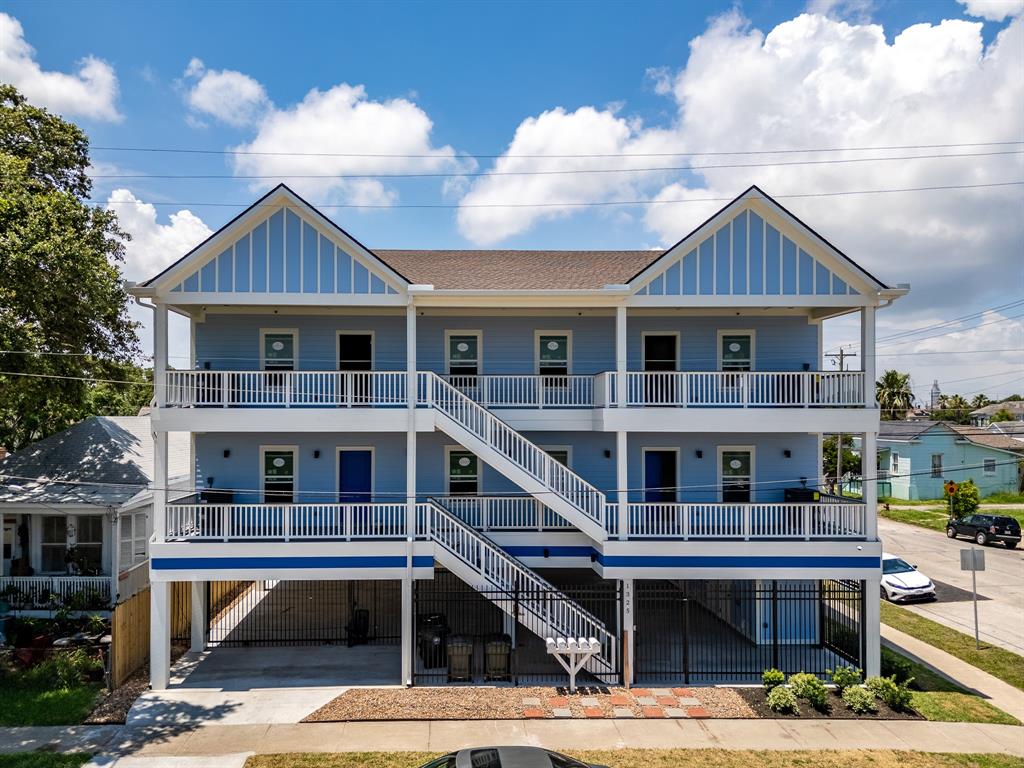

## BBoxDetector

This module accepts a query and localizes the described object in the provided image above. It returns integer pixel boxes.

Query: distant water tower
[930,379,941,410]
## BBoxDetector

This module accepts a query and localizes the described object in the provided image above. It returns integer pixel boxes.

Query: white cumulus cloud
[106,189,213,281]
[957,0,1024,21]
[230,82,465,206]
[0,12,120,121]
[181,58,269,127]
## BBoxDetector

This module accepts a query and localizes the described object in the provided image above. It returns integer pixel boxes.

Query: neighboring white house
[0,416,190,609]
[970,401,1024,427]
[131,183,907,689]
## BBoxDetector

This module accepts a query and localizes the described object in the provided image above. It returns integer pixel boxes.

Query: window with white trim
[74,516,103,574]
[41,517,68,573]
[983,458,997,475]
[892,453,900,473]
[931,454,943,478]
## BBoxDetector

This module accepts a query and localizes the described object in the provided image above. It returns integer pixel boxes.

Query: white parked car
[881,553,936,602]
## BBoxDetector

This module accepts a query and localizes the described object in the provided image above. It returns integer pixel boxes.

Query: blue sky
[2,0,1022,399]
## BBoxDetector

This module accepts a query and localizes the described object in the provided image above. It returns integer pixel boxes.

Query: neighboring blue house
[131,184,907,690]
[877,421,1024,500]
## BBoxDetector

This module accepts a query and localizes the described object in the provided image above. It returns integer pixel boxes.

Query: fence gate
[206,579,401,647]
[635,579,864,684]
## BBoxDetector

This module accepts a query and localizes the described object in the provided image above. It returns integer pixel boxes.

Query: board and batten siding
[635,209,859,298]
[171,208,400,296]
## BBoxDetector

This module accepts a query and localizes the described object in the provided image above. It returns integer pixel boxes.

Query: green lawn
[881,601,1024,691]
[879,506,1024,533]
[880,493,1024,506]
[0,682,101,726]
[0,757,91,768]
[245,752,1024,768]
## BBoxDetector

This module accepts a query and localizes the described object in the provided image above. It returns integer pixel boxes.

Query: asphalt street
[878,516,1024,654]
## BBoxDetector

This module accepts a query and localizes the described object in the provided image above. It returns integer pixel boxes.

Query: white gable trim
[140,185,409,298]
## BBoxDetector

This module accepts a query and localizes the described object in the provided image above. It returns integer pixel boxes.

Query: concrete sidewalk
[881,623,1024,722]
[3,720,1023,762]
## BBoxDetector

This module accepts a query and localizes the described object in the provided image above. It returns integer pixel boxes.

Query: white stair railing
[424,500,615,676]
[422,372,606,532]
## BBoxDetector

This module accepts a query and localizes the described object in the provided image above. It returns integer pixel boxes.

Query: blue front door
[339,450,372,503]
[644,450,677,503]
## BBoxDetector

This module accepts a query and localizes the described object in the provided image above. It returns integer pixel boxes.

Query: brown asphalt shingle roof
[375,250,660,290]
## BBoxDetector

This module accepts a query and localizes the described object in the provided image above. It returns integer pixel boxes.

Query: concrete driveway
[878,517,1024,654]
[127,644,401,726]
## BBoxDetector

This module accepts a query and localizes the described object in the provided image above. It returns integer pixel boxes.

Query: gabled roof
[950,424,1024,454]
[877,420,939,441]
[877,420,1024,455]
[0,417,190,507]
[377,249,657,290]
[970,401,1024,418]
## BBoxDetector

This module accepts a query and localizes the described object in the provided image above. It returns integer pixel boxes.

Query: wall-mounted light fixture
[603,449,612,459]
[313,449,321,459]
[695,449,703,459]
[205,476,214,488]
[203,361,211,370]
[543,548,550,559]
[223,449,231,459]
[802,363,811,371]
[783,449,792,458]
[800,477,808,488]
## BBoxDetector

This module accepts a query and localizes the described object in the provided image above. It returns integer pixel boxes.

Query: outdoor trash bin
[446,635,473,682]
[416,613,449,668]
[484,633,511,681]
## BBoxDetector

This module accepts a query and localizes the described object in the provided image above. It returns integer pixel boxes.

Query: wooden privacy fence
[110,580,250,688]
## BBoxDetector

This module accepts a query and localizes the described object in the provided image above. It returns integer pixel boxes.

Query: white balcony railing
[609,371,866,408]
[165,502,414,541]
[607,501,867,540]
[0,576,112,609]
[162,369,867,409]
[164,499,866,542]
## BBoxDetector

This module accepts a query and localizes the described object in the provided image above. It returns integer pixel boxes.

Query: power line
[88,180,1024,210]
[874,299,1024,344]
[876,312,1024,348]
[88,139,1024,160]
[86,149,1024,180]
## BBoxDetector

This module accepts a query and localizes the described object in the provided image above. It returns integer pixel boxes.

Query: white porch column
[406,303,417,535]
[150,580,171,690]
[0,511,5,576]
[864,575,881,677]
[863,430,878,540]
[109,509,120,607]
[615,305,627,407]
[153,430,168,546]
[154,303,168,408]
[190,580,207,653]
[622,578,635,687]
[616,432,628,539]
[401,573,413,686]
[861,305,876,407]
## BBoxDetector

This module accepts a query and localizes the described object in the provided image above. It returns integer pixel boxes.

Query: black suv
[946,514,1021,548]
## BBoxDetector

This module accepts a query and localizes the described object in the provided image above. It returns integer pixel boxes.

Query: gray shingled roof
[0,416,190,507]
[376,250,659,290]
[878,420,1024,454]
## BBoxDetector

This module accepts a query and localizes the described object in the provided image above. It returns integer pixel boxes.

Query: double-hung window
[75,516,103,574]
[41,517,68,573]
[931,454,943,478]
[983,458,997,475]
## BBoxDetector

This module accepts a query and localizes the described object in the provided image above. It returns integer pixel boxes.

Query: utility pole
[825,349,858,494]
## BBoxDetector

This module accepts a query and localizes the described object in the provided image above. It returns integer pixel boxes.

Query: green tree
[971,394,992,409]
[945,479,980,519]
[875,370,914,420]
[990,407,1016,423]
[823,434,861,487]
[933,393,972,425]
[0,86,139,450]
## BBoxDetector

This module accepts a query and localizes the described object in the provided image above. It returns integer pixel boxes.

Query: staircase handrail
[421,372,605,527]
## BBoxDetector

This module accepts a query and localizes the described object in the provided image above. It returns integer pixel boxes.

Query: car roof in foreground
[456,746,562,768]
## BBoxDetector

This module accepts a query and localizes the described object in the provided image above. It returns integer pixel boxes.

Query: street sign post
[960,547,986,649]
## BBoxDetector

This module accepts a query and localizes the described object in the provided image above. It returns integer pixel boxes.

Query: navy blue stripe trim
[600,555,880,568]
[502,546,594,558]
[152,555,434,570]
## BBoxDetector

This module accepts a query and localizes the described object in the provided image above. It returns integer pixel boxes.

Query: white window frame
[641,446,680,503]
[445,445,480,495]
[983,458,997,475]
[260,444,298,503]
[930,453,943,478]
[892,452,900,473]
[641,331,680,371]
[38,515,69,575]
[337,330,375,370]
[335,446,376,500]
[444,330,483,375]
[535,330,572,375]
[717,445,756,503]
[540,445,573,468]
[260,328,299,370]
[717,329,756,371]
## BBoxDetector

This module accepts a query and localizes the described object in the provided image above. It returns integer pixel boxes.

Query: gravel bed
[85,669,149,724]
[304,685,756,721]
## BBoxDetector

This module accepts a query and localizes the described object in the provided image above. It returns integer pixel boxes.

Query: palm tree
[971,394,992,409]
[876,370,914,419]
[945,394,971,424]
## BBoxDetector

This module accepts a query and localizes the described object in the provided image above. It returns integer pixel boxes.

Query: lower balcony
[0,575,112,609]
[164,495,867,543]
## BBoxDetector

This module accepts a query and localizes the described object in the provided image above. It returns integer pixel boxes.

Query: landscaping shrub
[945,479,980,519]
[880,646,914,683]
[829,666,862,691]
[762,668,785,691]
[30,649,103,689]
[766,685,798,713]
[867,675,914,712]
[842,685,877,714]
[788,672,829,711]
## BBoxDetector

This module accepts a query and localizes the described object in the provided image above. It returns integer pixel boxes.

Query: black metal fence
[206,579,402,647]
[634,579,864,684]
[413,570,621,686]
